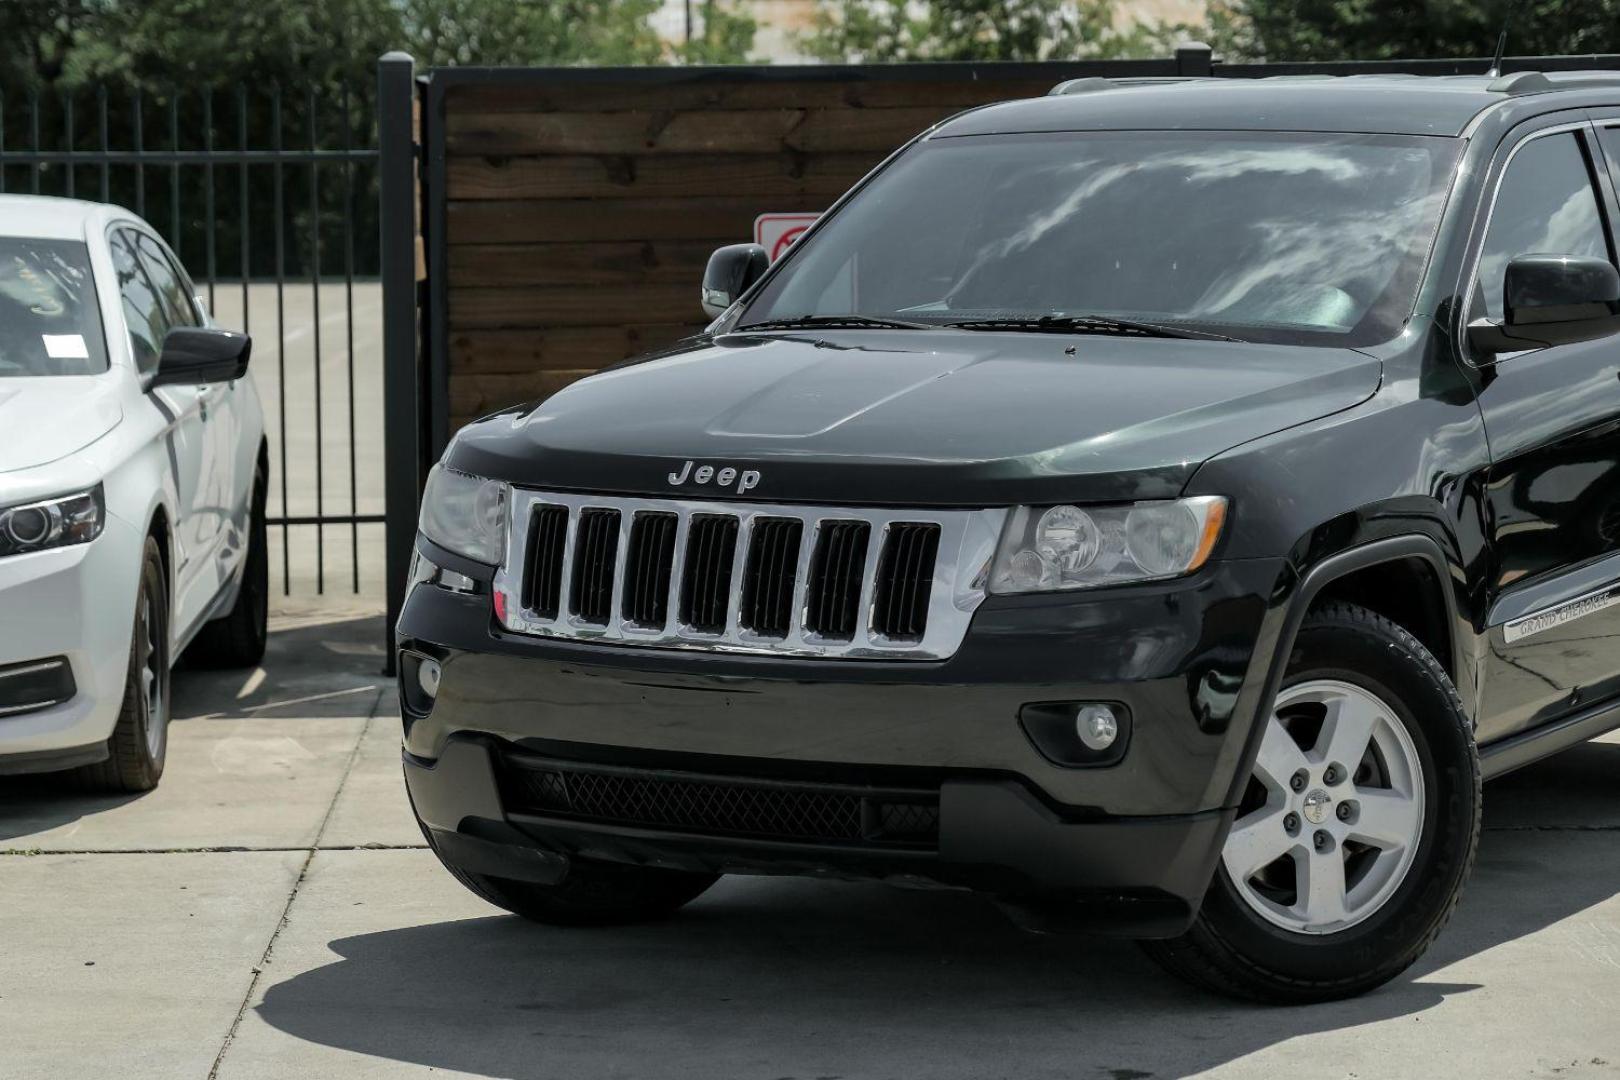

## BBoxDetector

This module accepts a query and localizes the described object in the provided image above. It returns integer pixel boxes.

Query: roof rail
[1488,71,1554,93]
[1048,77,1114,96]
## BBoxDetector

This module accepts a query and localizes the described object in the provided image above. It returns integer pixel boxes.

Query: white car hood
[0,377,123,473]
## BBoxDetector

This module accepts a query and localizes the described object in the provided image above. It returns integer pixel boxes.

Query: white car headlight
[0,486,105,558]
[989,496,1227,594]
[418,465,508,566]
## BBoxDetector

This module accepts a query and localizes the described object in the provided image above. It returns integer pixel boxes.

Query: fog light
[417,657,442,699]
[1076,704,1119,751]
[1020,700,1131,767]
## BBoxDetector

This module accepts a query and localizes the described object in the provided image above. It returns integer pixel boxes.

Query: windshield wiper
[733,314,941,332]
[944,314,1243,343]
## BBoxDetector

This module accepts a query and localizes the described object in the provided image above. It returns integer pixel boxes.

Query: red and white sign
[754,213,820,263]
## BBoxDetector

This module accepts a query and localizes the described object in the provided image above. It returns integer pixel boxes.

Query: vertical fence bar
[272,84,289,594]
[97,87,109,203]
[342,84,360,593]
[1,92,7,194]
[168,93,180,258]
[379,53,419,674]
[204,92,217,310]
[62,92,74,198]
[308,85,326,595]
[132,89,144,216]
[238,86,250,336]
[28,92,39,194]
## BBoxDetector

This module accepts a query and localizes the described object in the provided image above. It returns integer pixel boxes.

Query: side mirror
[152,326,251,386]
[701,243,769,319]
[1468,254,1620,355]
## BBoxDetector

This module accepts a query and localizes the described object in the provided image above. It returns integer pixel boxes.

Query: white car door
[132,232,250,569]
[108,228,220,634]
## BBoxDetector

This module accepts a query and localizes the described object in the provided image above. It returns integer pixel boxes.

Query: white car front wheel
[74,535,170,792]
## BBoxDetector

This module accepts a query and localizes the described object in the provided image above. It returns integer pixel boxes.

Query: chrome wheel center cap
[1301,789,1332,825]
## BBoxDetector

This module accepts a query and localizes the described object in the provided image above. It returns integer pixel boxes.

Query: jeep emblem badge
[1302,789,1332,826]
[668,459,761,495]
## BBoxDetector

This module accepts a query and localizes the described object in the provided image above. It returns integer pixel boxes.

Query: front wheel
[72,536,171,792]
[1143,602,1481,1002]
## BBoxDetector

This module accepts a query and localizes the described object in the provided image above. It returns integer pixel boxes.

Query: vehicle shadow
[0,612,386,844]
[253,739,1620,1080]
[171,612,386,722]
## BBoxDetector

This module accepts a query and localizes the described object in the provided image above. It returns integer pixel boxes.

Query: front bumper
[0,516,141,769]
[397,553,1287,933]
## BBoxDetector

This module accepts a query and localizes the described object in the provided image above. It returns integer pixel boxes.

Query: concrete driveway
[3,611,1619,1080]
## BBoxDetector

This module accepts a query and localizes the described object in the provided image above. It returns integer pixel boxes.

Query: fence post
[1176,41,1214,77]
[379,51,418,677]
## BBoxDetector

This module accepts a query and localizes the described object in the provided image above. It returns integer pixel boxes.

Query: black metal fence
[0,82,384,597]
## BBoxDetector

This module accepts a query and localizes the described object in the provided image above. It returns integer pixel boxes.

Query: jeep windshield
[738,131,1461,347]
[0,238,109,377]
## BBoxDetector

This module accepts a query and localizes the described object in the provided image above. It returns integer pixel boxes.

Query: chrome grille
[494,490,1008,660]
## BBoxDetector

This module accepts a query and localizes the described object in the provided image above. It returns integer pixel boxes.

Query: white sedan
[0,195,267,790]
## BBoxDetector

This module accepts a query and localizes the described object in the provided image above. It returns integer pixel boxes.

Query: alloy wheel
[1223,679,1425,935]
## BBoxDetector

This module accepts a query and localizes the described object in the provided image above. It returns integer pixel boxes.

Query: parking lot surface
[3,610,1620,1079]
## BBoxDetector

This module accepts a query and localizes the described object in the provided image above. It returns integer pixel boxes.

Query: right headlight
[418,464,509,566]
[989,496,1227,594]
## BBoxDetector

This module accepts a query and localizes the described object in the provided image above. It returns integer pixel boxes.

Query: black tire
[414,803,718,926]
[183,463,268,669]
[72,536,171,792]
[1143,602,1481,1003]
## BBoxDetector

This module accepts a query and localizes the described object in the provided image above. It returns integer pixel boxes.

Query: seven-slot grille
[497,491,1007,660]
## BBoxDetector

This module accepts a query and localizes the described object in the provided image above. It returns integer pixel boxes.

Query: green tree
[671,1,761,65]
[800,0,1183,62]
[0,1,112,90]
[1210,0,1620,61]
[397,0,669,68]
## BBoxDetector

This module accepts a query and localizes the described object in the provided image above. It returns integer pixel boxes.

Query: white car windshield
[0,238,109,377]
[741,131,1462,347]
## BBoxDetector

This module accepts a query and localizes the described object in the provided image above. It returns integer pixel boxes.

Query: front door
[1471,119,1620,742]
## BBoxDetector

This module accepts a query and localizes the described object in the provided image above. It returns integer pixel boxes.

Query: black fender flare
[1221,533,1467,809]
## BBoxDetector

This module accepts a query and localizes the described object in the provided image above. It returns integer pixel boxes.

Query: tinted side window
[109,230,169,375]
[1598,125,1620,193]
[1476,132,1610,323]
[133,233,198,328]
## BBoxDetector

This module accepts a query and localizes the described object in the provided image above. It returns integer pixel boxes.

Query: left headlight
[0,486,105,558]
[418,465,508,566]
[989,496,1227,594]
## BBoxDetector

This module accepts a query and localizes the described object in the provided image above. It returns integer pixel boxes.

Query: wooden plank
[450,324,698,374]
[448,241,717,287]
[446,78,1065,114]
[446,152,878,202]
[445,107,942,156]
[450,283,703,328]
[448,196,825,244]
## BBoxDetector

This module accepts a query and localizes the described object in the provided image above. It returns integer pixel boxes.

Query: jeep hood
[0,377,123,474]
[447,330,1381,506]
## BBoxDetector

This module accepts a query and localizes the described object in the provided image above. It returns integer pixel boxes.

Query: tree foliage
[1208,0,1620,61]
[800,0,1185,62]
[0,0,757,97]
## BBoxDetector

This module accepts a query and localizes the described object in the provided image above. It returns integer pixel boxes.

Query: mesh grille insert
[504,758,940,849]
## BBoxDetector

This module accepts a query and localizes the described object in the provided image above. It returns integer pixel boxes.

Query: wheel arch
[1221,534,1472,811]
